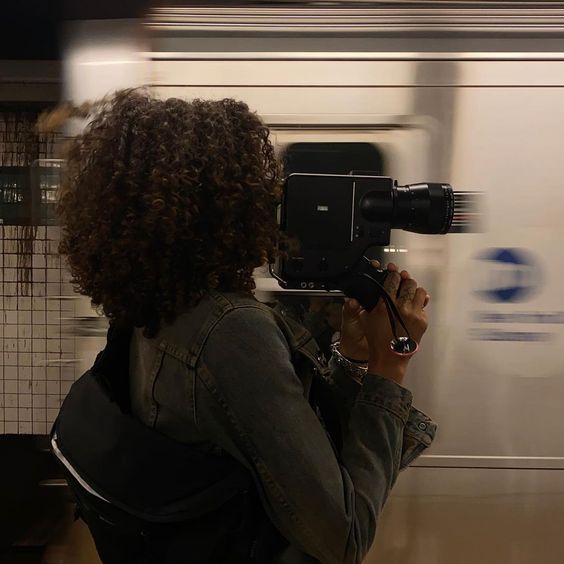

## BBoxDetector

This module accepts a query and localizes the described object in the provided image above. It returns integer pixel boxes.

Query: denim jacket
[129,291,436,564]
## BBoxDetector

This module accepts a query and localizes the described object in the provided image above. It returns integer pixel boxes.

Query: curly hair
[57,89,282,337]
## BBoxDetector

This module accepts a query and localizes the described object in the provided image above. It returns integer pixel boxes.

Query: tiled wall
[0,225,77,434]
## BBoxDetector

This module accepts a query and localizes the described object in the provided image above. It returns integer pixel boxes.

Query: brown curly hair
[57,89,282,337]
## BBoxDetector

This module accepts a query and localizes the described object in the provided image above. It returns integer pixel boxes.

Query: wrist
[338,340,369,364]
[331,342,368,384]
[367,357,409,385]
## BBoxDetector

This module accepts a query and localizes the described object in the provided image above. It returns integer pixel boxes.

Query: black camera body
[272,173,456,305]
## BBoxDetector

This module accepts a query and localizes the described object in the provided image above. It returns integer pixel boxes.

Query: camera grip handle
[340,259,388,312]
[340,258,419,356]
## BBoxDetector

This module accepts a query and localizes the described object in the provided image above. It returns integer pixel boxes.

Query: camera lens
[393,183,455,234]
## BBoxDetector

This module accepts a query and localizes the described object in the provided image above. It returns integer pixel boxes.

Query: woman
[52,89,436,564]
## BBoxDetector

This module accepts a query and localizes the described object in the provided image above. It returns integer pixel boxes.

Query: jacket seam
[148,349,165,428]
[195,357,336,563]
[355,399,410,426]
[160,302,277,367]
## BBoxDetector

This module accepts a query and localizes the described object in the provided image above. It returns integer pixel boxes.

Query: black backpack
[51,325,279,563]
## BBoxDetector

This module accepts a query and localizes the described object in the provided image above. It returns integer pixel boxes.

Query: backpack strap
[52,324,253,523]
[267,302,344,455]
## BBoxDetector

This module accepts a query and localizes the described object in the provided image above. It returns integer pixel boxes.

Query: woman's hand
[339,262,403,361]
[339,261,430,385]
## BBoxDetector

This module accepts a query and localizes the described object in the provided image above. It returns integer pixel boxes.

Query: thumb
[344,298,362,317]
[356,308,369,332]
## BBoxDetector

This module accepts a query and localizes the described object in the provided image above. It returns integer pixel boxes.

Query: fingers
[344,298,361,314]
[376,263,424,310]
[342,299,362,322]
[383,269,401,297]
[413,287,429,309]
[397,278,417,304]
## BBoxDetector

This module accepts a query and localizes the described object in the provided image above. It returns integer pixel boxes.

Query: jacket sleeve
[195,305,412,564]
[329,361,437,470]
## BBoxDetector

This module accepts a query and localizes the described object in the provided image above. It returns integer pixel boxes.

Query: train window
[282,142,383,176]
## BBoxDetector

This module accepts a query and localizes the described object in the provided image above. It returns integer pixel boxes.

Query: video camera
[271,172,471,354]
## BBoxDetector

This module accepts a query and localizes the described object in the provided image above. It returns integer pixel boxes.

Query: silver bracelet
[330,341,368,384]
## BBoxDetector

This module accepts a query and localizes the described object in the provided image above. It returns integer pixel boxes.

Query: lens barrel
[393,183,455,234]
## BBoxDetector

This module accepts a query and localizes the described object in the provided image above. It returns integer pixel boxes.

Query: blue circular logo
[474,248,541,303]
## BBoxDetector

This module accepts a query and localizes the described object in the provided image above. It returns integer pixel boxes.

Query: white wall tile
[17,311,32,324]
[47,340,61,353]
[46,381,60,394]
[32,352,46,365]
[61,367,76,381]
[47,311,60,324]
[32,421,47,434]
[32,311,46,324]
[18,422,32,433]
[18,380,32,393]
[46,366,60,380]
[5,311,17,324]
[1,228,78,435]
[33,240,47,254]
[47,269,60,283]
[5,394,17,408]
[4,254,18,268]
[32,297,46,309]
[32,325,46,338]
[33,395,46,408]
[4,325,17,338]
[32,340,46,352]
[18,353,31,366]
[5,352,17,365]
[19,395,32,408]
[46,395,60,409]
[5,380,17,394]
[18,325,31,338]
[46,226,59,239]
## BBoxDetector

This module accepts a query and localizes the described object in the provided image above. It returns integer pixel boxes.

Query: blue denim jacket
[129,291,436,563]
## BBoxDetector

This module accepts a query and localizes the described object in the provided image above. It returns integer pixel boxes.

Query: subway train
[142,4,564,563]
[3,1,564,562]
